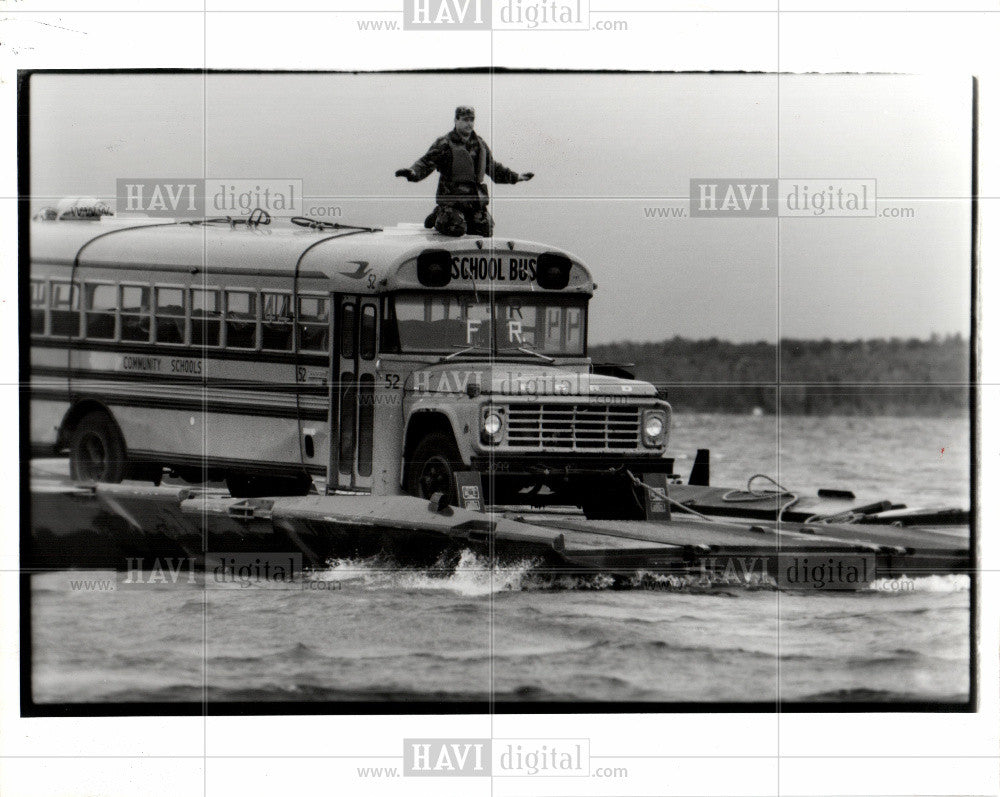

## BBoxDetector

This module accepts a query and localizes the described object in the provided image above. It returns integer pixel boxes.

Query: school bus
[29,215,672,517]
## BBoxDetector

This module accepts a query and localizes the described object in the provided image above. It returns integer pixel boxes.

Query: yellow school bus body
[30,217,671,508]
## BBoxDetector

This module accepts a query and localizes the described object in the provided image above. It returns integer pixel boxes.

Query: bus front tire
[405,432,462,505]
[69,410,127,484]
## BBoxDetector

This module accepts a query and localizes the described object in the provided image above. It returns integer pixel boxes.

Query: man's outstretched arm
[484,143,533,184]
[396,137,449,182]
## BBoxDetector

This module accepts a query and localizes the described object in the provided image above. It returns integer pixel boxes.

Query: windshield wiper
[441,344,489,362]
[499,346,555,363]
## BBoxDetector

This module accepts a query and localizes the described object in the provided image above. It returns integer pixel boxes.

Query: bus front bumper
[468,453,676,477]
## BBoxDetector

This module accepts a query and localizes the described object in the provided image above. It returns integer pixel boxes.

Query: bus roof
[30,218,596,295]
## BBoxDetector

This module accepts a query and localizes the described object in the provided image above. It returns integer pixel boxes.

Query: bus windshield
[391,292,586,357]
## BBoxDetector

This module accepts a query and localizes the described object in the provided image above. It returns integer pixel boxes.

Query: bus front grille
[504,403,642,450]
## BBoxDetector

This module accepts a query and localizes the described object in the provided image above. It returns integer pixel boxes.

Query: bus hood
[406,362,660,398]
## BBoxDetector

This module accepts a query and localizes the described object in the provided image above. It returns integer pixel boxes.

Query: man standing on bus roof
[395,106,534,237]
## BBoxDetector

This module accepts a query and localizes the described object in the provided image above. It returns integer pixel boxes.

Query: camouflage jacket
[407,129,520,207]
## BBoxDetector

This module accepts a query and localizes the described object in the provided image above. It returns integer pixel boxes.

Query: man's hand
[395,168,416,181]
[519,172,534,182]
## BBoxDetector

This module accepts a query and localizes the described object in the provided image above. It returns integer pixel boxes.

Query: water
[30,413,972,705]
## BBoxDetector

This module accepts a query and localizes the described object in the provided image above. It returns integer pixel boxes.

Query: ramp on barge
[27,461,971,584]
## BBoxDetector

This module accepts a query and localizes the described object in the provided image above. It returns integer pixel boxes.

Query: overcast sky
[29,72,972,344]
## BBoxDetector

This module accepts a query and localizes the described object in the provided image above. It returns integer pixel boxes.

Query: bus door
[330,295,379,492]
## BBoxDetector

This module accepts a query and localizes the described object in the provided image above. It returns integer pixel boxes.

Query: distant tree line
[589,334,970,416]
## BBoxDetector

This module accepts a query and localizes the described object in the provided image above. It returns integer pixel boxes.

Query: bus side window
[30,280,46,335]
[155,287,185,344]
[565,306,583,351]
[359,305,377,360]
[340,303,356,359]
[298,296,329,352]
[262,292,293,351]
[85,283,117,339]
[120,285,151,342]
[225,290,257,349]
[191,288,220,347]
[379,297,400,353]
[50,282,79,336]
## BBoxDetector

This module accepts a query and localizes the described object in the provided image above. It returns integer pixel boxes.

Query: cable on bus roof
[290,216,383,234]
[189,208,272,228]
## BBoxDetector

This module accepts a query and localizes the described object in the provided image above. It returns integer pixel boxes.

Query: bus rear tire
[405,432,462,505]
[69,410,127,484]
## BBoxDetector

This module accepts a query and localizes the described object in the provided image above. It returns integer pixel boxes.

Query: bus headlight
[642,411,666,447]
[483,412,503,438]
[481,410,503,445]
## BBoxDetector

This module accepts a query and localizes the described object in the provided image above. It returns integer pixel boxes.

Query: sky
[28,72,973,344]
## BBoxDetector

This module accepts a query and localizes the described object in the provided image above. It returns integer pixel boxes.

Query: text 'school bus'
[29,216,672,518]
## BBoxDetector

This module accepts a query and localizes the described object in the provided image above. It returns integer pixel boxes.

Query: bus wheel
[405,432,461,505]
[580,476,646,521]
[69,410,127,483]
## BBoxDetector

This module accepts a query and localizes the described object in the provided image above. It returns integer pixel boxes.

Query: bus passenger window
[120,285,151,342]
[191,289,220,347]
[225,290,257,349]
[359,305,377,360]
[155,287,185,344]
[85,284,117,339]
[340,303,356,358]
[30,280,46,335]
[261,292,293,351]
[50,282,79,336]
[298,296,329,352]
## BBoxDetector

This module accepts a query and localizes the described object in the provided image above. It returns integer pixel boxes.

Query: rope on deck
[722,473,801,524]
[623,470,718,522]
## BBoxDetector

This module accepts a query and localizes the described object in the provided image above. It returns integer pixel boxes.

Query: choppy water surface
[31,413,972,705]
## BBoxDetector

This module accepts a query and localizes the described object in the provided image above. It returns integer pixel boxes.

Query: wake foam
[309,550,540,596]
[306,552,972,595]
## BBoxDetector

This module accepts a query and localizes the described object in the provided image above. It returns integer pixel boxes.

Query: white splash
[308,550,539,596]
